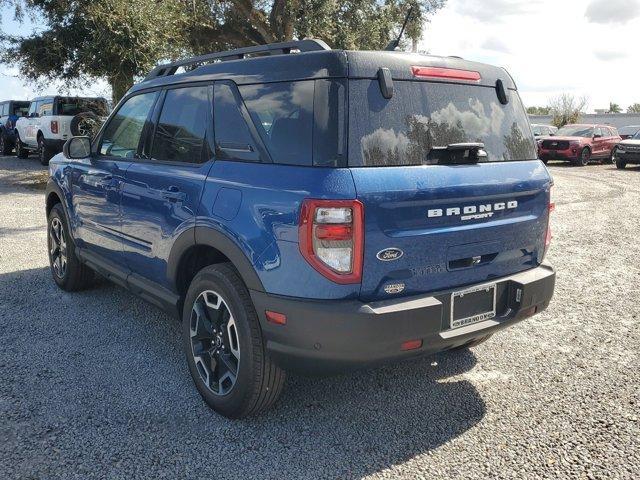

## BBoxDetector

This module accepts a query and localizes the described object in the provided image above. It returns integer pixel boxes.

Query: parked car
[15,96,109,165]
[531,124,557,137]
[45,39,556,418]
[617,125,640,140]
[613,129,640,169]
[0,100,30,155]
[538,124,621,166]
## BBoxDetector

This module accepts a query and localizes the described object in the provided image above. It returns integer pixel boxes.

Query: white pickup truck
[15,96,109,165]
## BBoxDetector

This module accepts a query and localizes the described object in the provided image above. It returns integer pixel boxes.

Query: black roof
[131,42,517,95]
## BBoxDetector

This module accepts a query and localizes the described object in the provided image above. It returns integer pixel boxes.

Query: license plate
[450,283,497,329]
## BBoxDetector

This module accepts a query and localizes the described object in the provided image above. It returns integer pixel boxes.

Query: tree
[608,102,622,114]
[526,106,551,116]
[1,0,447,103]
[627,103,640,113]
[548,93,588,128]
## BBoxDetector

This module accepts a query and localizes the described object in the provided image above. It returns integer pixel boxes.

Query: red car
[538,124,621,166]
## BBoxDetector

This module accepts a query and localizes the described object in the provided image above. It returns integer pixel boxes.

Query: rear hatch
[346,59,551,302]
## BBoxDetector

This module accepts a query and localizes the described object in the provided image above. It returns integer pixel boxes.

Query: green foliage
[608,102,622,113]
[627,103,640,113]
[526,106,551,116]
[2,0,446,102]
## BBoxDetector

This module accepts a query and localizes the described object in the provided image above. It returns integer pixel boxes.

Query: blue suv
[45,39,556,418]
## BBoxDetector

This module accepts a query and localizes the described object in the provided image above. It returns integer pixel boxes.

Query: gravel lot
[0,156,638,479]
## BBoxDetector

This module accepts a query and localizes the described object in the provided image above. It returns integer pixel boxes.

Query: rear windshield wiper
[427,143,488,165]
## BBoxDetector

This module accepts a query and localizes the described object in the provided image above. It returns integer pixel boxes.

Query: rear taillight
[411,66,481,82]
[299,199,364,284]
[50,121,58,134]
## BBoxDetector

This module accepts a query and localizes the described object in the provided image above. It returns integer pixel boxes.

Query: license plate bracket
[450,283,497,329]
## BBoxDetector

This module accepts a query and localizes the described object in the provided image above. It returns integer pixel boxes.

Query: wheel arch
[168,226,265,304]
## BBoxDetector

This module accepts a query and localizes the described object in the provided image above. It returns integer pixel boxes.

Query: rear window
[12,102,30,117]
[56,97,109,117]
[348,80,537,166]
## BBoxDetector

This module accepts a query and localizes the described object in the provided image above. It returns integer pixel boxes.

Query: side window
[213,82,260,162]
[39,99,54,116]
[0,103,6,116]
[150,85,213,163]
[239,81,314,166]
[99,91,158,158]
[29,101,39,117]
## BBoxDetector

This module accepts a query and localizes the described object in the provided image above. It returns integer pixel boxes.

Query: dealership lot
[0,157,638,479]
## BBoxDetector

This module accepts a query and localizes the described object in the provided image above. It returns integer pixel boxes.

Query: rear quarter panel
[197,161,360,300]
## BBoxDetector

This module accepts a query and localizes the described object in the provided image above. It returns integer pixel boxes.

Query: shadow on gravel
[0,267,485,479]
[0,156,48,195]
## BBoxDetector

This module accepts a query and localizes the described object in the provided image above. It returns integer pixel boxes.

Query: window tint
[150,86,213,163]
[349,80,537,166]
[239,81,314,166]
[100,91,158,158]
[213,82,260,162]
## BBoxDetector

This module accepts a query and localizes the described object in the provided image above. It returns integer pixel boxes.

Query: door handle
[162,186,186,202]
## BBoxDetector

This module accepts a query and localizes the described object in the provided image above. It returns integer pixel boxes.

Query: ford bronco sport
[45,39,556,418]
[15,96,109,165]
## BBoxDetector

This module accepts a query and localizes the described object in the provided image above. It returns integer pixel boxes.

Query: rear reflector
[411,66,481,82]
[265,310,287,325]
[401,339,423,351]
[50,120,59,134]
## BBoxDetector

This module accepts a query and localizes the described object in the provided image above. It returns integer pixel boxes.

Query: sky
[1,0,640,111]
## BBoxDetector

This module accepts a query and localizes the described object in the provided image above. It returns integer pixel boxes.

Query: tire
[182,263,285,418]
[47,203,94,291]
[0,132,11,155]
[451,333,493,351]
[576,147,590,167]
[38,135,54,166]
[616,158,627,169]
[70,112,100,137]
[16,134,29,159]
[606,147,617,164]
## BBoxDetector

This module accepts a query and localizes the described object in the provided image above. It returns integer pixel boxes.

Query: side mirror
[593,134,602,139]
[63,136,92,159]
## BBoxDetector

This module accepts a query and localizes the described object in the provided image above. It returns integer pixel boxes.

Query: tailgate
[351,161,551,301]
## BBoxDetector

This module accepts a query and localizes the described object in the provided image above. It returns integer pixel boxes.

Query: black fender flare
[45,179,68,217]
[167,226,265,293]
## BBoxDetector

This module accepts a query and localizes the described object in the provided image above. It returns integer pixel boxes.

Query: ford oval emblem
[376,248,404,262]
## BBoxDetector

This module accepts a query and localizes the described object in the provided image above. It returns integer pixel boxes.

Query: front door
[70,90,159,267]
[120,85,214,289]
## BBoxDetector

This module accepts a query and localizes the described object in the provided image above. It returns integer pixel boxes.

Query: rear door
[347,78,551,302]
[120,84,214,289]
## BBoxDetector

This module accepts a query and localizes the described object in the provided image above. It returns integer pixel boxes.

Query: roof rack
[144,38,331,81]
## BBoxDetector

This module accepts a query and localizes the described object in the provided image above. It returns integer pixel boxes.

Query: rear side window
[151,86,213,163]
[56,97,109,117]
[239,81,314,166]
[239,80,345,167]
[213,82,260,162]
[100,91,158,158]
[39,99,53,116]
[348,80,537,166]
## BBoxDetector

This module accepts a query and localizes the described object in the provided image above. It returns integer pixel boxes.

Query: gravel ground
[0,156,638,479]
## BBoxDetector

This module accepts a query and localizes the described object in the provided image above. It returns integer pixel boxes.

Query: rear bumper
[251,263,555,374]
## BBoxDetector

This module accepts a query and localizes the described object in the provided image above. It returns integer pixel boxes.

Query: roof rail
[144,38,331,81]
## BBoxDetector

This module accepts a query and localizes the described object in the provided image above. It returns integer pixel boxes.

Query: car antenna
[385,6,414,51]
